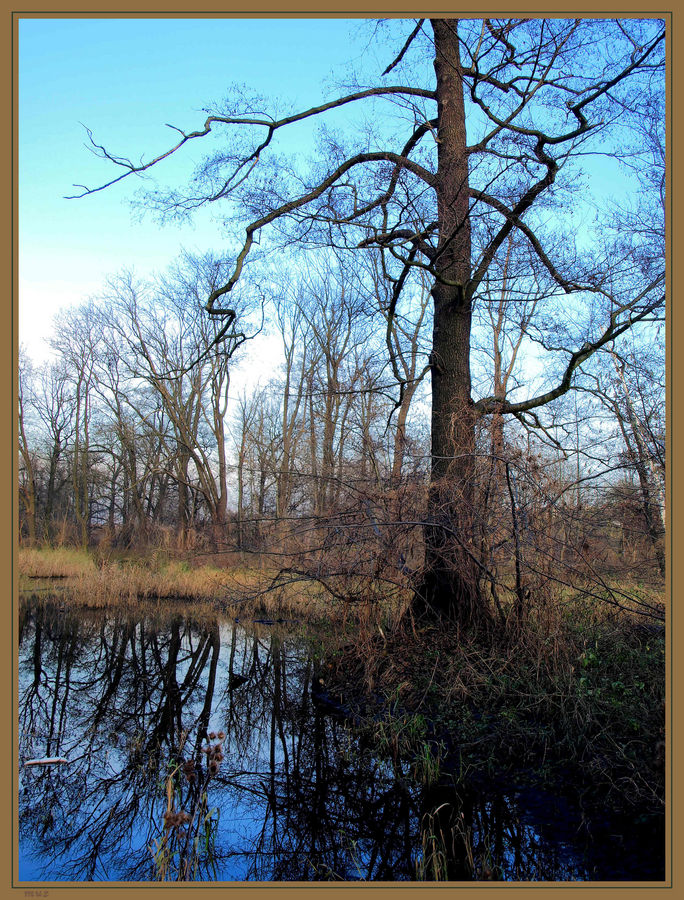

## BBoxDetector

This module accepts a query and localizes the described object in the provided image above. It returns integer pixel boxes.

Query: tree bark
[416,20,485,627]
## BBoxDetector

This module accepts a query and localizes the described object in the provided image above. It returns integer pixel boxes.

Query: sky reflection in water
[18,599,663,882]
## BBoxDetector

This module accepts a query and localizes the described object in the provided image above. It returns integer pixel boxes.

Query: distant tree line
[19,240,665,619]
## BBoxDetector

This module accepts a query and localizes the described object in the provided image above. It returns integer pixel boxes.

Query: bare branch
[382,19,425,75]
[205,150,436,315]
[474,276,665,416]
[65,86,436,200]
[470,189,585,293]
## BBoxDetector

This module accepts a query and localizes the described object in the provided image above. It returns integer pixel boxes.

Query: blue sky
[19,16,658,372]
[19,16,371,360]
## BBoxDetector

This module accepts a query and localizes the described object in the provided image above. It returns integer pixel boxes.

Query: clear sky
[18,16,371,361]
[19,15,652,372]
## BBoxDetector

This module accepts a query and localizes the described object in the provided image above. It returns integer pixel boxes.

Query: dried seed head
[208,760,219,776]
[209,731,216,740]
[164,811,180,828]
[217,731,225,741]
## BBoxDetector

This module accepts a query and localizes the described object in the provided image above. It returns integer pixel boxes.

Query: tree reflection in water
[18,599,659,882]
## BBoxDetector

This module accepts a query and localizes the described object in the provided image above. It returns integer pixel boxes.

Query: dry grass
[17,546,348,621]
[215,565,366,621]
[67,561,228,606]
[18,546,96,578]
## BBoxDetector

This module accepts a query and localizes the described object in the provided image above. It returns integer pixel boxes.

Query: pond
[18,598,665,882]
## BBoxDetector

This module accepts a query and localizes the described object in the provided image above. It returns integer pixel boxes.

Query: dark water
[18,598,665,883]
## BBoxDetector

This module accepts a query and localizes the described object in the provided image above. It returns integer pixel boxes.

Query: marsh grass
[417,806,454,882]
[150,730,225,881]
[18,546,96,578]
[416,803,496,882]
[72,560,228,605]
[327,584,666,817]
[17,546,343,621]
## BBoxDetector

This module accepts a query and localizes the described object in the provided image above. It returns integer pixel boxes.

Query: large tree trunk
[415,20,486,627]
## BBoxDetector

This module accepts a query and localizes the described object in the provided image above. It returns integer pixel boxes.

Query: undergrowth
[324,593,666,817]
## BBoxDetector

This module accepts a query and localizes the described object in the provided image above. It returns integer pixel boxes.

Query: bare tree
[73,18,665,625]
[233,388,261,553]
[364,255,431,487]
[272,288,316,524]
[36,362,77,542]
[18,356,39,544]
[588,345,665,576]
[98,255,257,548]
[91,338,173,545]
[294,257,367,518]
[51,304,103,546]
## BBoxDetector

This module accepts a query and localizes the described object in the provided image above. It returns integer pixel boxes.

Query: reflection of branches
[18,603,229,880]
[20,602,419,880]
[18,599,636,881]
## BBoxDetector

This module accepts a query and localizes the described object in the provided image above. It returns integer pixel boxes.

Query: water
[17,598,665,882]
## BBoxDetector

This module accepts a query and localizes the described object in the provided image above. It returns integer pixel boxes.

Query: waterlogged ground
[18,597,665,882]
